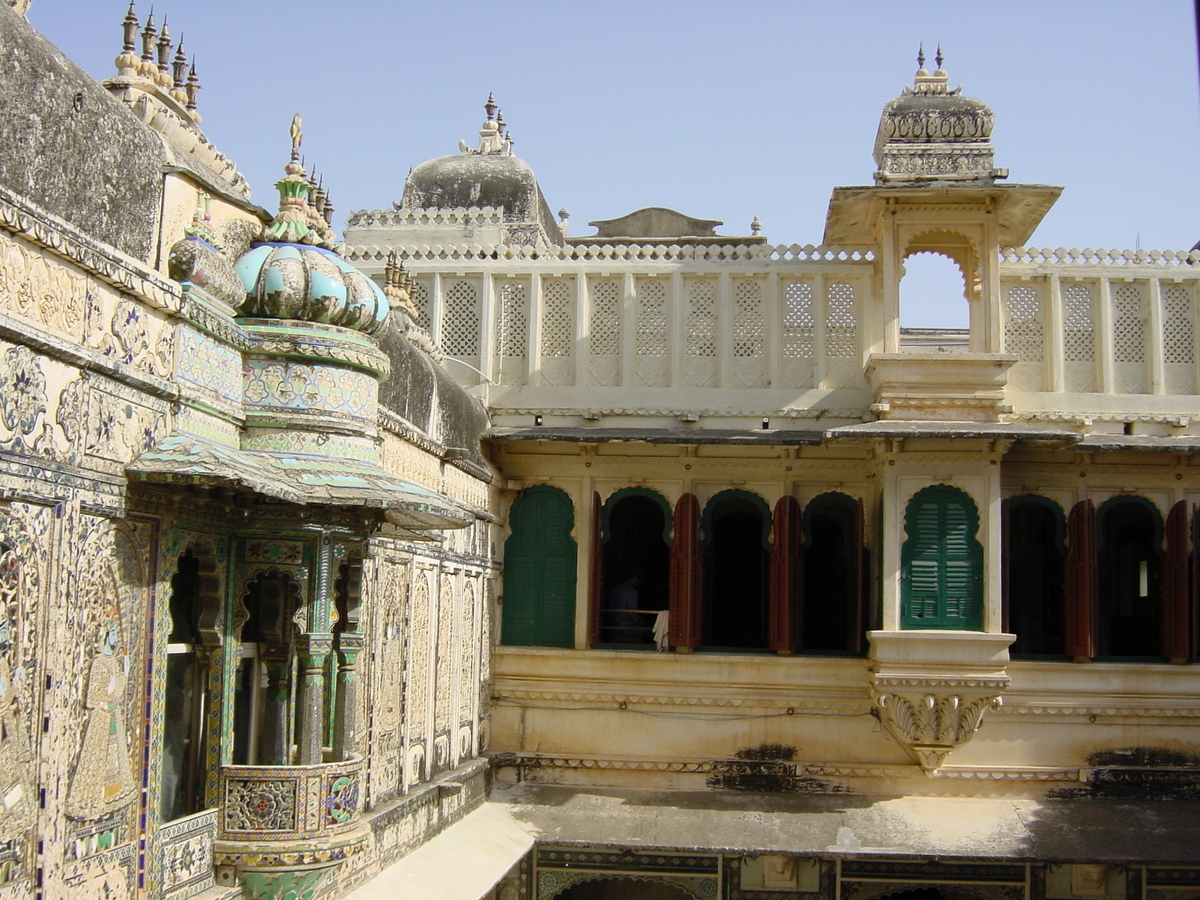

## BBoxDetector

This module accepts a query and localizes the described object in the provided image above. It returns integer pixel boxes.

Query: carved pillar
[296,634,332,765]
[333,633,363,759]
[260,650,293,766]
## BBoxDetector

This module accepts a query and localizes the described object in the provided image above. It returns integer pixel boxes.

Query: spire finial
[496,107,505,133]
[116,1,140,77]
[484,92,497,121]
[185,60,201,122]
[121,2,138,53]
[935,44,944,70]
[917,44,925,70]
[171,38,187,102]
[155,18,172,87]
[289,113,303,164]
[139,9,158,78]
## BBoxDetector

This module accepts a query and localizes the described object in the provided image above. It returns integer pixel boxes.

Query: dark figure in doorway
[607,572,648,642]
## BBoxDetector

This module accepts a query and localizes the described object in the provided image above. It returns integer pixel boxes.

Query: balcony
[213,753,369,900]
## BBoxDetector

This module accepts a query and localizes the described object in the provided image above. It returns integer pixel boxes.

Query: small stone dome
[873,48,998,185]
[235,242,388,335]
[398,95,563,247]
[403,152,543,222]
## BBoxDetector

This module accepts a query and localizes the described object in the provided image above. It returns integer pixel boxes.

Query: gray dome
[403,153,541,221]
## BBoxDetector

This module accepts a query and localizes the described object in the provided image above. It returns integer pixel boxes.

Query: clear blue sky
[24,1,1200,326]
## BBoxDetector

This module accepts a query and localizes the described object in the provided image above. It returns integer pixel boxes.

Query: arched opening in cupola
[898,230,978,345]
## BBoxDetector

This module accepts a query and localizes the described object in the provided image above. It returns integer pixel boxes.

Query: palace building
[4,4,1200,900]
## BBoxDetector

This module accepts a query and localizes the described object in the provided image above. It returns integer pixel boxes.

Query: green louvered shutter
[502,486,577,646]
[902,486,982,630]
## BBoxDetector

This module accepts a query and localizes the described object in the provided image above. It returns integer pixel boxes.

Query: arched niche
[1095,495,1164,658]
[501,485,577,648]
[1003,495,1066,655]
[598,487,672,645]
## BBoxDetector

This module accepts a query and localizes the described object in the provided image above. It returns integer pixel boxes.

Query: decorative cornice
[344,241,876,265]
[0,183,181,312]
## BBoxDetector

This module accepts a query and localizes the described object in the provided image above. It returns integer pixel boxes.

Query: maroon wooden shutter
[588,492,602,645]
[669,493,702,649]
[769,496,803,653]
[1000,499,1012,636]
[1065,499,1096,660]
[1163,500,1190,662]
[851,496,865,654]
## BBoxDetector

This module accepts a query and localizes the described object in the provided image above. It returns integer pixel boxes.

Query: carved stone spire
[171,39,188,104]
[185,60,200,123]
[155,18,173,88]
[116,2,140,77]
[139,12,158,79]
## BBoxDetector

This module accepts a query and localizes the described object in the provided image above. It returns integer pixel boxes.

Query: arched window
[901,485,983,630]
[1003,496,1066,655]
[900,250,969,332]
[1097,497,1162,658]
[501,485,576,648]
[596,489,671,646]
[703,491,771,649]
[161,547,216,820]
[802,493,863,652]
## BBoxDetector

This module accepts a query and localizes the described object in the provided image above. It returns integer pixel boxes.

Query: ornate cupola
[873,46,1000,186]
[235,116,389,335]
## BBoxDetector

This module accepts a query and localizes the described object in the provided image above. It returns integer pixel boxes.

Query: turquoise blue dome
[235,242,388,335]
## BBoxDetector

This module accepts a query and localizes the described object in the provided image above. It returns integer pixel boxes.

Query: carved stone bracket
[868,631,1014,773]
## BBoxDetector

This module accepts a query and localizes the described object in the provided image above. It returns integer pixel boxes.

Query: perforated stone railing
[1001,246,1200,266]
[346,206,506,229]
[216,753,364,842]
[343,241,876,263]
[999,250,1200,403]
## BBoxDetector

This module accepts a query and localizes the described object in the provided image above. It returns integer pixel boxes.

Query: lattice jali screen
[540,278,574,386]
[1004,284,1045,391]
[588,279,621,386]
[635,277,667,387]
[442,280,480,358]
[1062,282,1096,392]
[411,279,431,331]
[733,279,767,387]
[1111,282,1147,394]
[1162,284,1196,394]
[782,279,815,389]
[685,279,717,387]
[824,281,859,387]
[497,280,528,385]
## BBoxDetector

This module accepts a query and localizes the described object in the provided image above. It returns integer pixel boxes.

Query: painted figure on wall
[66,611,136,820]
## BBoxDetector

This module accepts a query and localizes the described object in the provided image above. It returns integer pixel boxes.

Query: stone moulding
[868,631,1015,773]
[0,183,181,312]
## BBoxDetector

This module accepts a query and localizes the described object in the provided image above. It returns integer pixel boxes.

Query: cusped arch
[602,486,673,544]
[502,484,577,647]
[551,873,703,900]
[702,488,772,548]
[902,228,979,301]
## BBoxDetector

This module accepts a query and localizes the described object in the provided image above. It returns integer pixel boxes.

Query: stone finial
[496,108,506,133]
[185,60,200,123]
[935,43,944,71]
[916,43,926,72]
[751,216,762,235]
[383,251,415,314]
[155,18,173,88]
[557,208,570,237]
[139,12,158,79]
[184,191,214,243]
[262,117,337,249]
[475,93,506,154]
[171,39,188,104]
[484,92,497,121]
[116,2,140,76]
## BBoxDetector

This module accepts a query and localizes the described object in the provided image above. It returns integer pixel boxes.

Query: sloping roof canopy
[127,432,472,529]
